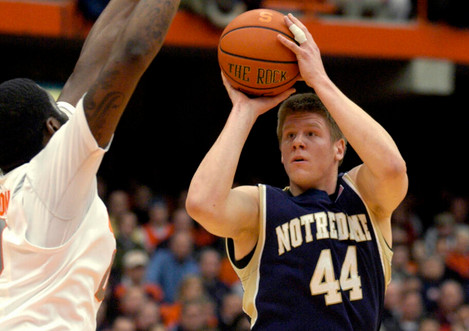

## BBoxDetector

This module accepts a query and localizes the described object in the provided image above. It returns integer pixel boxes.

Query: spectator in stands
[118,286,149,322]
[418,255,446,313]
[114,211,146,275]
[160,274,215,329]
[131,183,154,225]
[108,189,132,235]
[435,280,466,328]
[398,290,425,331]
[180,0,261,29]
[111,316,137,331]
[403,275,424,296]
[392,194,423,245]
[392,244,416,281]
[146,230,199,303]
[135,300,164,331]
[410,239,427,267]
[448,195,469,225]
[177,275,208,304]
[149,325,167,331]
[114,249,164,303]
[454,304,469,330]
[198,247,231,311]
[173,297,217,331]
[382,279,404,331]
[142,199,174,253]
[424,212,457,256]
[418,317,440,331]
[333,0,412,20]
[217,292,245,331]
[172,207,195,234]
[444,227,469,297]
[172,206,221,250]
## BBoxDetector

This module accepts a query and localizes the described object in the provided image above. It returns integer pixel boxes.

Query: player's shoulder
[56,101,76,119]
[233,184,260,199]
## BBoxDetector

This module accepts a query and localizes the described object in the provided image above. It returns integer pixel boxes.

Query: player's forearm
[314,77,406,179]
[115,0,179,63]
[186,106,255,225]
[80,0,139,53]
[83,0,180,147]
[59,0,138,105]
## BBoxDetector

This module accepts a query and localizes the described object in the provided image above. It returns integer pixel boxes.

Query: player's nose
[292,134,306,149]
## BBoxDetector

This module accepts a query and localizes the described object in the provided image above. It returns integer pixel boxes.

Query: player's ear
[45,117,62,135]
[43,117,63,147]
[334,138,346,163]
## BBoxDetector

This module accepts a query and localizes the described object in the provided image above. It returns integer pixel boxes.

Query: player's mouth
[292,155,307,163]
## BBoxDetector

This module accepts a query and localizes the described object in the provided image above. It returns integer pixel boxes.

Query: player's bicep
[349,164,408,217]
[82,63,138,148]
[194,185,260,241]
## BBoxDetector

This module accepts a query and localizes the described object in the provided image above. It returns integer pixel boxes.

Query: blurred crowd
[97,179,249,331]
[95,175,469,331]
[382,191,469,331]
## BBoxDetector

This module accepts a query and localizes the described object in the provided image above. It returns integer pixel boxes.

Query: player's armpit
[188,185,260,250]
[347,164,408,245]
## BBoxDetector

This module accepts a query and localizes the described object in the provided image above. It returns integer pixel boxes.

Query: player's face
[280,112,342,194]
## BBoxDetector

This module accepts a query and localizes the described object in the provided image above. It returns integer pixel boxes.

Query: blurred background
[1,0,469,330]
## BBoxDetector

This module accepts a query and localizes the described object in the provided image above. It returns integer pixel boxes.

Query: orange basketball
[218,9,299,97]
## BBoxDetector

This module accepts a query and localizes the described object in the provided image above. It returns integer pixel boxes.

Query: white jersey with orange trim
[0,97,116,330]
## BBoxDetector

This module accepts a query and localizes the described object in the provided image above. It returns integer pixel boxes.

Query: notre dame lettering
[275,211,372,256]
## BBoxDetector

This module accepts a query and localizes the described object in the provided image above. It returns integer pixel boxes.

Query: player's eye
[284,132,295,140]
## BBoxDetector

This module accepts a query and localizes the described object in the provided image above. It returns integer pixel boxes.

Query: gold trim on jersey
[226,184,267,328]
[342,173,393,288]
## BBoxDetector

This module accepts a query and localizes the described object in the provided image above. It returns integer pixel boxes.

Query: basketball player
[186,13,408,330]
[0,0,179,329]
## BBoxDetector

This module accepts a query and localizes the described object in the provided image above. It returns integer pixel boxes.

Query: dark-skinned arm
[58,0,139,106]
[64,0,180,147]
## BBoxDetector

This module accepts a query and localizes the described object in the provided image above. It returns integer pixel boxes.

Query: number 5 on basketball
[310,246,363,305]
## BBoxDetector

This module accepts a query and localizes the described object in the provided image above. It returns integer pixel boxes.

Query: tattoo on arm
[82,0,180,143]
[84,70,124,143]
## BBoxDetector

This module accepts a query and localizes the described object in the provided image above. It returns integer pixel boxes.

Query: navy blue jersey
[227,173,392,330]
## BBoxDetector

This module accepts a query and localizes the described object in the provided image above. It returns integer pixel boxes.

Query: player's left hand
[277,13,328,89]
[221,72,295,118]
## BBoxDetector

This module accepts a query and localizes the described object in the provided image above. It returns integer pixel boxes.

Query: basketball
[218,9,300,97]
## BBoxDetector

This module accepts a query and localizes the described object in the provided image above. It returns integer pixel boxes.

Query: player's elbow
[186,191,208,221]
[119,39,156,69]
[186,190,223,226]
[385,156,407,180]
[376,156,408,193]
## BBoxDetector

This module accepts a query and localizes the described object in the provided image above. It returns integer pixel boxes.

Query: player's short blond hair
[277,92,346,146]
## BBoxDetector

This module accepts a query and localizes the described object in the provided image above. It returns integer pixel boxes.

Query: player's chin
[288,160,311,172]
[286,167,313,184]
